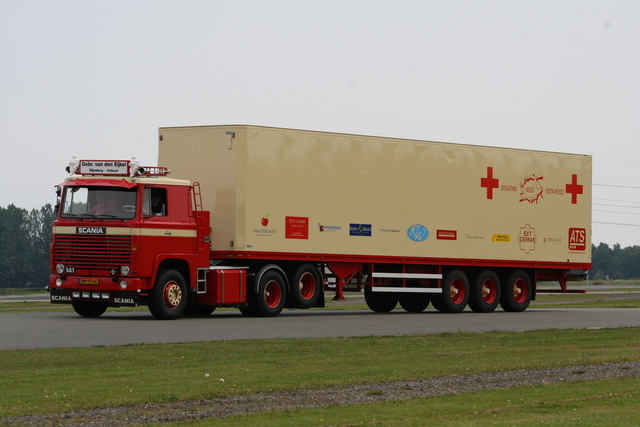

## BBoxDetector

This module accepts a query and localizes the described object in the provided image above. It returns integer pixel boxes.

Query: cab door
[138,186,198,273]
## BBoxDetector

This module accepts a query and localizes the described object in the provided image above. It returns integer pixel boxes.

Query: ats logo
[568,228,587,251]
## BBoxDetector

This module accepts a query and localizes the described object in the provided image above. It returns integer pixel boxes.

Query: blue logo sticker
[407,224,429,242]
[350,223,372,236]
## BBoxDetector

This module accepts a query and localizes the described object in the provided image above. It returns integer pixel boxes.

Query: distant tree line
[0,203,638,287]
[0,204,55,288]
[590,242,640,281]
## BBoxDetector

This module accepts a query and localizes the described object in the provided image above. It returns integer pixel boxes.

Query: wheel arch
[250,264,289,295]
[154,258,192,290]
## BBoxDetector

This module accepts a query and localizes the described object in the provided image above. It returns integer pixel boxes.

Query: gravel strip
[3,361,639,426]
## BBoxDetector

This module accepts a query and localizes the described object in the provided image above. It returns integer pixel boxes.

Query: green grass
[2,328,640,418]
[162,376,640,426]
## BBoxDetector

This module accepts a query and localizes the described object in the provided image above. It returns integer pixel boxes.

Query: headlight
[56,263,65,274]
[120,265,130,276]
[119,280,128,289]
[55,278,63,287]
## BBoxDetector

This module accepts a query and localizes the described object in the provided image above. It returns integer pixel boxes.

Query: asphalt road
[2,308,639,350]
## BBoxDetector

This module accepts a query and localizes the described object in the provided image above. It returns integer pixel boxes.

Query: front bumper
[49,287,143,307]
[48,275,149,307]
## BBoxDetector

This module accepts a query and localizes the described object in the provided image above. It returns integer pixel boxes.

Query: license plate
[79,278,99,285]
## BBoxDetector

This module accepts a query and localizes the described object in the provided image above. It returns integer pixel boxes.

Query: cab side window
[143,188,168,217]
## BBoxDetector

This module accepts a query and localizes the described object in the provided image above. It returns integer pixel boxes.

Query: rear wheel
[183,303,216,317]
[252,270,287,317]
[431,270,469,313]
[364,286,398,312]
[72,300,108,318]
[500,270,532,312]
[238,303,255,317]
[398,293,430,312]
[468,270,501,313]
[290,264,322,309]
[148,269,188,320]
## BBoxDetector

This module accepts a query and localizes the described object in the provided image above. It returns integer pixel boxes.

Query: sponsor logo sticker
[350,223,372,237]
[285,216,309,239]
[437,230,457,240]
[519,224,537,254]
[318,223,341,232]
[519,174,544,204]
[253,215,276,237]
[407,224,429,242]
[568,228,587,251]
[492,234,511,242]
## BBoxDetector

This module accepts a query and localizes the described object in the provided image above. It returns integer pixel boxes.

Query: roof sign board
[78,160,130,176]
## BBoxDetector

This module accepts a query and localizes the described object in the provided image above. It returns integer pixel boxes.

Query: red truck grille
[54,234,132,269]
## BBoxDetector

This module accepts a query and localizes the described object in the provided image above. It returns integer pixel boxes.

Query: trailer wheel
[398,293,430,312]
[148,269,188,320]
[468,270,501,313]
[431,270,469,313]
[253,270,287,317]
[500,270,532,312]
[364,286,398,312]
[291,264,322,309]
[71,301,108,318]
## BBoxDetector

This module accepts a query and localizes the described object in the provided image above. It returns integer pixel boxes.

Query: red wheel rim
[481,278,498,304]
[298,272,316,300]
[163,281,182,309]
[512,278,529,304]
[449,278,465,305]
[264,280,282,308]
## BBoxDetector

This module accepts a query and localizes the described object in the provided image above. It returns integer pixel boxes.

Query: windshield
[60,187,137,219]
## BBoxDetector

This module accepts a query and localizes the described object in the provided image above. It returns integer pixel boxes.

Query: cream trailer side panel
[158,125,591,265]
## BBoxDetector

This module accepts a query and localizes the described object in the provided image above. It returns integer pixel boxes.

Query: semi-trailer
[49,125,591,319]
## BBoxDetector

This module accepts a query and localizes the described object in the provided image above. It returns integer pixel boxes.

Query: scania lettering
[48,126,591,319]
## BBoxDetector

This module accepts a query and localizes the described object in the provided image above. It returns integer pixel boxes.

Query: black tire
[290,264,322,309]
[500,270,532,312]
[431,270,469,313]
[364,286,398,312]
[398,293,430,312]
[252,270,287,317]
[238,303,256,317]
[183,304,216,317]
[468,270,501,313]
[71,300,108,318]
[148,269,188,320]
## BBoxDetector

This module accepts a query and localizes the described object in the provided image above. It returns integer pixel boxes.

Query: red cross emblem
[481,167,499,199]
[565,174,583,204]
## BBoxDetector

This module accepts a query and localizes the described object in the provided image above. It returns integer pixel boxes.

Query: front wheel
[72,300,108,318]
[148,269,188,320]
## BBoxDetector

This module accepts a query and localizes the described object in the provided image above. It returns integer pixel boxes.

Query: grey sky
[1,0,638,247]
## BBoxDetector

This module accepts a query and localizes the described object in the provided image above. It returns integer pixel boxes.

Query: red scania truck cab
[49,158,212,319]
